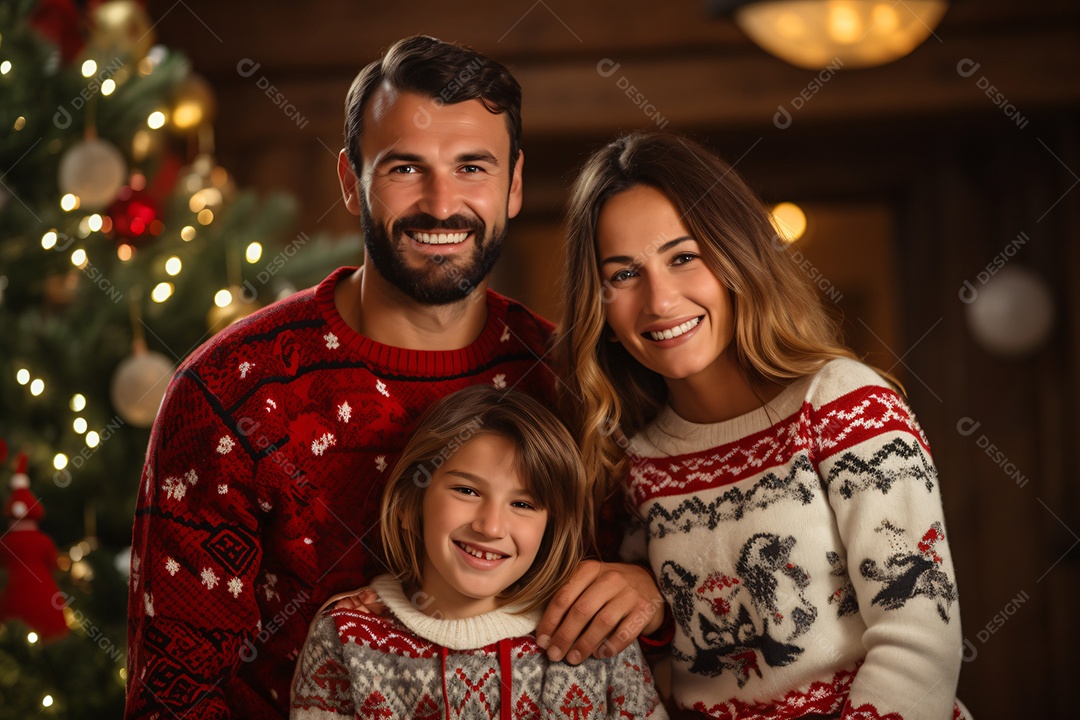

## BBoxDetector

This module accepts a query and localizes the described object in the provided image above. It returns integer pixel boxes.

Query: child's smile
[419,433,548,619]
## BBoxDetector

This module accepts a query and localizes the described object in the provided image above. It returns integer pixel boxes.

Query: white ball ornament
[964,266,1055,356]
[110,342,174,427]
[58,138,127,209]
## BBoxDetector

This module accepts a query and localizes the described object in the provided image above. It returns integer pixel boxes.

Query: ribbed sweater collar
[315,267,511,376]
[370,575,541,651]
[639,373,814,457]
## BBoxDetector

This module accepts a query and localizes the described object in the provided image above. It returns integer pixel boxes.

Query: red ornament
[29,0,85,65]
[0,454,69,640]
[108,185,161,245]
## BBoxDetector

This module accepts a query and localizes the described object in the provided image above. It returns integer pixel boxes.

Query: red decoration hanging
[0,454,69,640]
[108,185,161,246]
[29,0,85,65]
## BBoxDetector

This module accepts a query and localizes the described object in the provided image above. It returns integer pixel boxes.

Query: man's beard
[360,196,506,306]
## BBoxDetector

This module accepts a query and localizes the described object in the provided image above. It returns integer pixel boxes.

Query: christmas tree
[0,1,358,716]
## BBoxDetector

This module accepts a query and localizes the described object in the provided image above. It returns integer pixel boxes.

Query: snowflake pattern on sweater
[125,267,556,720]
[621,359,967,720]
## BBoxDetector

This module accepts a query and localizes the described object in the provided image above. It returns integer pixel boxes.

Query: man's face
[346,85,523,305]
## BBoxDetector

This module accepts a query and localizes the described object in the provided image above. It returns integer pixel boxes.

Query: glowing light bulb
[147,111,167,129]
[61,193,80,211]
[771,202,808,243]
[71,248,87,267]
[102,78,116,96]
[165,256,182,275]
[71,393,86,411]
[53,453,68,470]
[17,369,30,385]
[74,417,88,434]
[181,225,196,242]
[30,378,45,396]
[151,282,174,303]
[86,431,100,448]
[28,632,39,644]
[246,242,263,263]
[41,230,58,249]
[81,59,97,77]
[214,289,233,307]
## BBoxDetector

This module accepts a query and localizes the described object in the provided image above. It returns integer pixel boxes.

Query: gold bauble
[171,74,216,131]
[87,1,155,64]
[179,154,234,212]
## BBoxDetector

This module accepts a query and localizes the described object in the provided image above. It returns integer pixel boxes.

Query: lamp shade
[729,0,949,69]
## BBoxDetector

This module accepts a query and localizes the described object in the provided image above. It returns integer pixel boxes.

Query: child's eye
[511,500,537,510]
[451,486,479,497]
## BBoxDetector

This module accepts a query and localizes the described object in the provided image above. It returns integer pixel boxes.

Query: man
[125,36,662,719]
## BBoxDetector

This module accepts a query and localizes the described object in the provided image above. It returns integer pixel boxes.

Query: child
[557,132,969,719]
[290,385,667,719]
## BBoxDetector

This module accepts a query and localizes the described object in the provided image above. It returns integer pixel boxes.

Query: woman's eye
[672,252,698,265]
[610,268,636,283]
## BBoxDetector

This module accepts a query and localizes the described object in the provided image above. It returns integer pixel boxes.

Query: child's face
[418,433,548,618]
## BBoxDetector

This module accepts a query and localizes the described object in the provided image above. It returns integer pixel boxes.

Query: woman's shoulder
[804,357,898,405]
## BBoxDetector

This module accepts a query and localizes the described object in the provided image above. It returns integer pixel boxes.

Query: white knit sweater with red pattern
[621,359,967,720]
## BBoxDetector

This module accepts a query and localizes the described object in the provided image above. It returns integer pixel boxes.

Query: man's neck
[335,264,490,351]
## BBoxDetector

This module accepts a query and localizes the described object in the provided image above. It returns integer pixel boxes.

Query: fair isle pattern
[690,664,855,719]
[290,607,667,719]
[628,387,931,506]
[623,359,965,720]
[689,661,961,719]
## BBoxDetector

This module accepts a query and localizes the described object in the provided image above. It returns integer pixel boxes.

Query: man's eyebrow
[374,151,423,166]
[373,151,500,167]
[599,236,694,266]
[457,152,499,166]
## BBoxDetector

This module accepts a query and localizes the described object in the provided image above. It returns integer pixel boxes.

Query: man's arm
[534,560,663,664]
[126,368,262,719]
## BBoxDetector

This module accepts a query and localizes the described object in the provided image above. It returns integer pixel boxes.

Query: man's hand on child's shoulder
[331,587,386,615]
[535,560,664,665]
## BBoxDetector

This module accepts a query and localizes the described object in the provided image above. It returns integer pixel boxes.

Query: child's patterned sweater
[290,575,668,719]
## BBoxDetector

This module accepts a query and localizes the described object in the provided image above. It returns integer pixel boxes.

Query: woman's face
[596,184,737,385]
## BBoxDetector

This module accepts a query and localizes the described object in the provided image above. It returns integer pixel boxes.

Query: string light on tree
[151,282,173,302]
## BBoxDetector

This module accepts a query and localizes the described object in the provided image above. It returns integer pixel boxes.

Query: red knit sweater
[125,267,556,720]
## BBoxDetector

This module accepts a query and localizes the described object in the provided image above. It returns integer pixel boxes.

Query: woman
[557,131,968,719]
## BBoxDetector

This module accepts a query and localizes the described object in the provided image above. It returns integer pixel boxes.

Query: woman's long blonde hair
[556,131,876,506]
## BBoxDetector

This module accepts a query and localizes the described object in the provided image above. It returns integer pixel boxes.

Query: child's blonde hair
[380,385,585,613]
